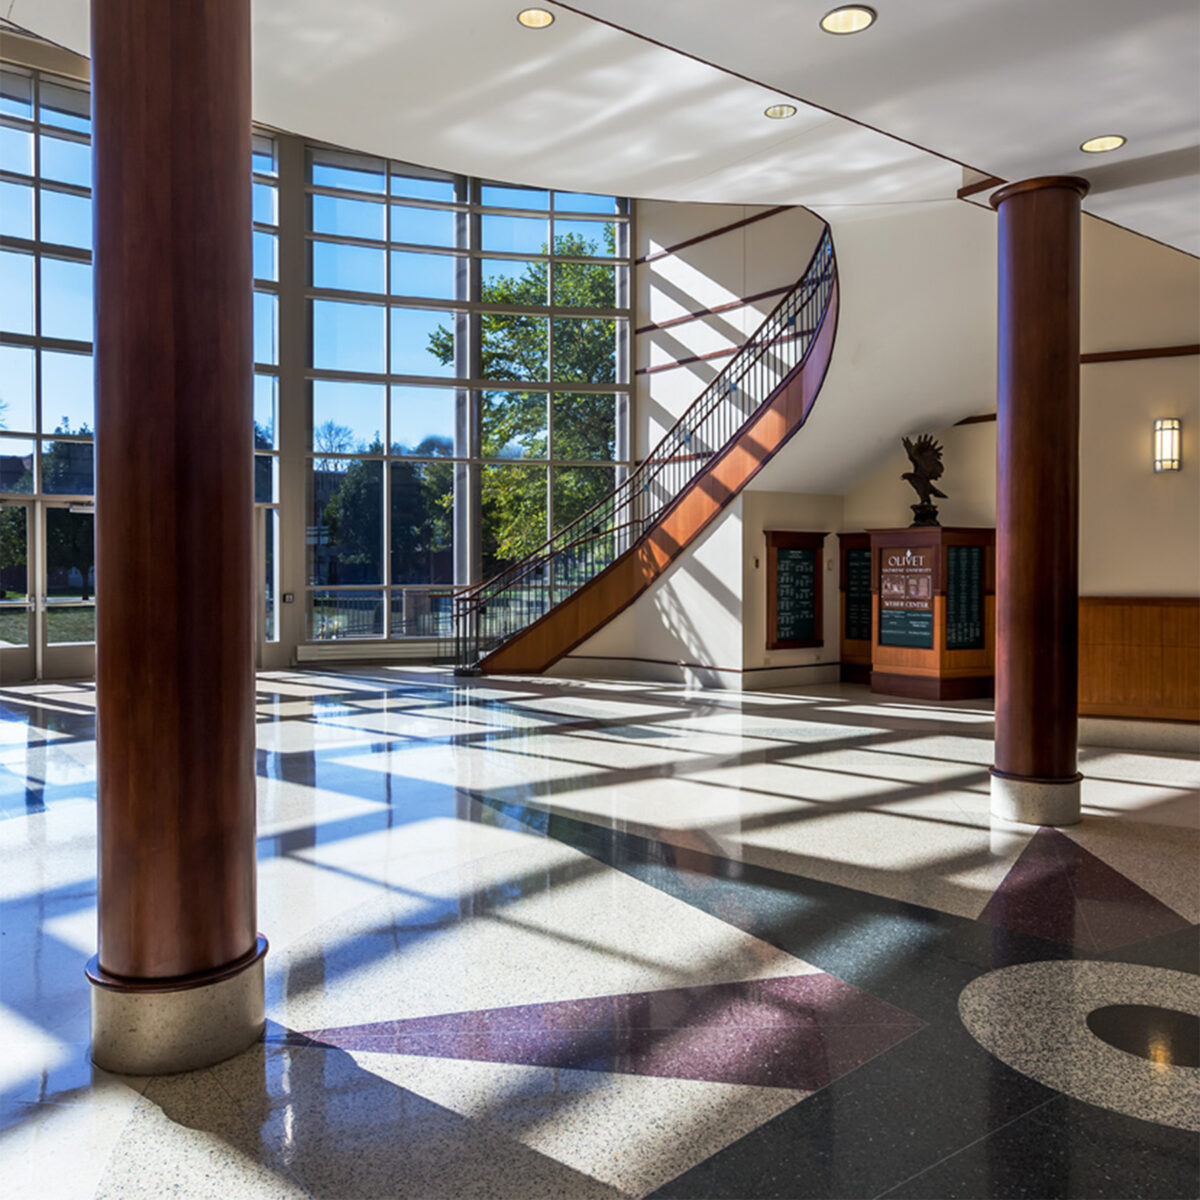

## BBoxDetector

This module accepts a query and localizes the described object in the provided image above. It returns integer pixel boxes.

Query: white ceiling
[567,0,1200,254]
[10,0,1196,251]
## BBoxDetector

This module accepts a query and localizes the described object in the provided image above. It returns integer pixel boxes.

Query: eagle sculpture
[901,435,947,526]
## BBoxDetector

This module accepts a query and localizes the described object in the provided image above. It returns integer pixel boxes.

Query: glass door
[0,501,35,681]
[39,502,95,679]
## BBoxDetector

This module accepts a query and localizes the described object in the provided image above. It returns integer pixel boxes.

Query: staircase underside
[480,278,840,675]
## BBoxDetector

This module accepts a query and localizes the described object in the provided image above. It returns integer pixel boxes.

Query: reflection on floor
[1,670,1197,1199]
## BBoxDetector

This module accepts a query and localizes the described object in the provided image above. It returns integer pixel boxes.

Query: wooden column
[87,0,266,1074]
[989,177,1089,826]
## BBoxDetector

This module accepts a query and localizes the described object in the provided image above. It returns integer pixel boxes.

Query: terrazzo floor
[1,669,1197,1198]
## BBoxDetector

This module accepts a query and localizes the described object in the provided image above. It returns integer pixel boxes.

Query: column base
[990,770,1082,827]
[87,935,267,1075]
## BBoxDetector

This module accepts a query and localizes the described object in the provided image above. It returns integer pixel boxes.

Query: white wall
[740,491,842,684]
[1080,356,1199,595]
[551,499,745,686]
[842,422,997,532]
[842,359,1200,597]
[636,201,826,454]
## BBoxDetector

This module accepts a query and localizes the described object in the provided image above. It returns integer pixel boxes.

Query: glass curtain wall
[253,134,281,642]
[305,147,631,641]
[0,66,95,647]
[0,59,632,653]
[0,65,281,651]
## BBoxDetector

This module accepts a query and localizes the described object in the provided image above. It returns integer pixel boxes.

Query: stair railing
[454,226,835,670]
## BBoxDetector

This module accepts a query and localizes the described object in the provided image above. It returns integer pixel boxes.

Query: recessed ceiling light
[764,103,798,120]
[820,6,877,34]
[516,8,555,28]
[1080,134,1126,153]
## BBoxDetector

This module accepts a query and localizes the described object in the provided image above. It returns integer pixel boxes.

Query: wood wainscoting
[1079,597,1200,722]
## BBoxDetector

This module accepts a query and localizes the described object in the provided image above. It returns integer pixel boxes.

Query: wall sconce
[1153,418,1181,471]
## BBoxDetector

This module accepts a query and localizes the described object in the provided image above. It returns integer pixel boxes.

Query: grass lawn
[0,608,29,647]
[0,606,95,647]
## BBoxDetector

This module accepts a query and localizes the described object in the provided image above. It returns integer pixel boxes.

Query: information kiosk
[868,527,995,699]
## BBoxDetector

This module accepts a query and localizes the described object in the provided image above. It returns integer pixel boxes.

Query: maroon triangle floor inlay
[304,973,925,1091]
[978,827,1192,951]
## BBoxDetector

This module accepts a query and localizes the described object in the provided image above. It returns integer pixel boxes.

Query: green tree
[45,506,94,601]
[428,229,619,574]
[40,426,95,600]
[391,437,453,587]
[0,507,26,600]
[320,440,383,582]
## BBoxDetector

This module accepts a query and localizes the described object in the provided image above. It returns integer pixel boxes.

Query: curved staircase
[455,226,839,674]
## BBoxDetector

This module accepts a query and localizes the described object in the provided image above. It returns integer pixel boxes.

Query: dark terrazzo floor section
[474,793,1200,1200]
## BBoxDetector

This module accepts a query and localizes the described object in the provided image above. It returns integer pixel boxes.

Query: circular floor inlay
[1086,1005,1200,1068]
[958,960,1200,1131]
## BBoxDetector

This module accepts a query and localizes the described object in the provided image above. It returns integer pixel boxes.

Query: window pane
[481,313,547,382]
[553,191,619,214]
[311,380,385,453]
[39,134,90,187]
[390,387,456,456]
[481,259,547,305]
[390,589,452,638]
[41,257,93,342]
[254,374,277,449]
[38,81,89,134]
[481,214,547,255]
[41,350,93,435]
[253,230,277,282]
[309,148,386,194]
[482,464,547,575]
[390,461,454,585]
[0,69,33,119]
[390,203,457,248]
[0,345,35,431]
[44,509,94,600]
[310,590,384,640]
[0,250,35,334]
[390,307,457,378]
[252,134,277,177]
[0,503,29,602]
[312,193,384,240]
[553,261,617,309]
[0,437,34,492]
[39,188,92,250]
[482,390,547,460]
[390,172,455,203]
[312,240,386,293]
[390,250,459,300]
[554,218,616,256]
[311,299,386,374]
[0,606,30,645]
[482,185,548,211]
[46,605,95,644]
[253,181,277,226]
[263,508,278,641]
[552,393,615,461]
[0,124,33,175]
[309,458,383,585]
[552,317,617,384]
[254,290,278,366]
[254,453,276,503]
[41,440,94,495]
[553,465,615,532]
[0,179,33,239]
